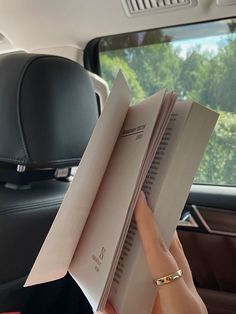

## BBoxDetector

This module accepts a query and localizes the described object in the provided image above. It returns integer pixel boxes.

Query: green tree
[100,54,145,103]
[215,39,236,112]
[99,36,236,186]
[195,111,236,185]
[126,43,182,96]
[178,49,209,102]
[100,43,182,99]
[179,38,236,113]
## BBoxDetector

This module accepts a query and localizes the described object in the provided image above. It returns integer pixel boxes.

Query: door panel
[178,185,236,314]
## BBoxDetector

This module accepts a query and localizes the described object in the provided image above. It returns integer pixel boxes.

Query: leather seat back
[0,52,98,313]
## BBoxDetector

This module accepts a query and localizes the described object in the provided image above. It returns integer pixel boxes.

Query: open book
[25,72,219,313]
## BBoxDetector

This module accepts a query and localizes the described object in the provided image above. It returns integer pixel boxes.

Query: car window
[98,18,236,187]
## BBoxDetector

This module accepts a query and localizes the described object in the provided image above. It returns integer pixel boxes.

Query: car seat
[0,52,98,314]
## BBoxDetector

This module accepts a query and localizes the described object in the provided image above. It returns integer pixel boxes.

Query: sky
[172,33,236,59]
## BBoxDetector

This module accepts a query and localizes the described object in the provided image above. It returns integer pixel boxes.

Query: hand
[134,191,207,314]
[98,191,207,314]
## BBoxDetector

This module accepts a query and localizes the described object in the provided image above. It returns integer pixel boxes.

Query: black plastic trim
[84,39,101,75]
[84,15,236,75]
[188,185,236,211]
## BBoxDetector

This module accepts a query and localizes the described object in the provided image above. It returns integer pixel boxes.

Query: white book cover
[25,71,131,286]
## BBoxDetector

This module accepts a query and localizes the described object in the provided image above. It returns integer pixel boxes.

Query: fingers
[134,191,180,279]
[134,191,206,314]
[169,232,198,293]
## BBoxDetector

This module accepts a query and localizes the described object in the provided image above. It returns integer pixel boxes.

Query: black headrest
[0,52,98,169]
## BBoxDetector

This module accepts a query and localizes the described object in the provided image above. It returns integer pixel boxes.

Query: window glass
[98,18,236,186]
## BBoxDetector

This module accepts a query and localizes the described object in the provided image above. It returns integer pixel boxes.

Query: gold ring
[153,269,183,287]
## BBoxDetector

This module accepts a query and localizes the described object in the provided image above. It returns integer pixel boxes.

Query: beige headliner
[0,0,236,52]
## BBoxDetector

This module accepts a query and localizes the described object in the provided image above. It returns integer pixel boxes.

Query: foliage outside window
[98,18,236,186]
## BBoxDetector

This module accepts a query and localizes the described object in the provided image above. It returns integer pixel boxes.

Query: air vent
[216,0,236,6]
[122,0,198,16]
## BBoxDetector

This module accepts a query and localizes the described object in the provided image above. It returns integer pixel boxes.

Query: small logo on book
[121,124,146,140]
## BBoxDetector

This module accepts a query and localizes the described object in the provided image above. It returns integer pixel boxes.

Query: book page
[25,71,131,286]
[69,90,168,311]
[109,102,218,314]
[97,92,176,310]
